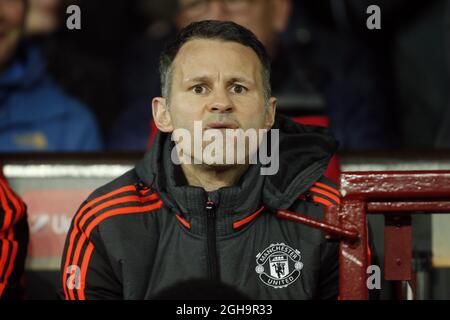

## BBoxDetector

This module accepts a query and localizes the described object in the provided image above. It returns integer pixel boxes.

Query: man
[0,0,102,151]
[0,168,28,299]
[174,0,291,57]
[110,0,392,151]
[61,20,339,300]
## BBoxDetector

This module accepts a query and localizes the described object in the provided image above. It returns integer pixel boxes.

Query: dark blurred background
[2,0,447,153]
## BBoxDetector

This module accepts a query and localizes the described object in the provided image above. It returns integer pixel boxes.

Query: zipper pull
[206,200,216,219]
[135,181,149,191]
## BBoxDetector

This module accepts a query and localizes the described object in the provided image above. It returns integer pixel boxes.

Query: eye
[230,84,247,94]
[191,84,208,94]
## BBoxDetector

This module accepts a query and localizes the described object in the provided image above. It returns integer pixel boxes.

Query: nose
[206,88,234,114]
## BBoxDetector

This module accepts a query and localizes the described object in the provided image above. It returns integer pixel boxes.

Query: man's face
[153,39,276,166]
[176,0,291,51]
[0,0,25,71]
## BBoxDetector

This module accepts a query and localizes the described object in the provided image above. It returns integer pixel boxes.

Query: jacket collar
[136,134,264,235]
[262,114,337,211]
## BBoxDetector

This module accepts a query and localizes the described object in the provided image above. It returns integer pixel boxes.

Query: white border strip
[342,162,450,172]
[3,164,133,178]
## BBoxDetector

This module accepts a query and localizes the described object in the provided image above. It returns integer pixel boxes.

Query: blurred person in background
[325,0,450,149]
[22,0,134,143]
[110,0,393,151]
[0,166,28,299]
[390,0,450,149]
[24,0,59,36]
[0,0,102,151]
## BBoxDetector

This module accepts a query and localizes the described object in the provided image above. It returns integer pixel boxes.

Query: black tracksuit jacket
[60,115,340,300]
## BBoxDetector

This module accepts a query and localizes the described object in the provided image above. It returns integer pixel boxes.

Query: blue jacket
[0,44,102,152]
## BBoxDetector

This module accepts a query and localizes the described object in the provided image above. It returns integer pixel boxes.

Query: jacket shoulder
[289,176,340,211]
[87,169,140,202]
[278,176,341,245]
[74,169,162,232]
[283,176,341,225]
[305,176,341,208]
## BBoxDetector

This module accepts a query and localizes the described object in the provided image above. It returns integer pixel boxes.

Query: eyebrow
[184,76,212,84]
[228,77,253,84]
[184,76,254,84]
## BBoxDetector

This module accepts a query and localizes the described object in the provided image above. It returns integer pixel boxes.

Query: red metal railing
[278,171,450,299]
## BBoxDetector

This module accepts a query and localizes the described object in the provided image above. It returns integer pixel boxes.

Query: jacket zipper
[206,200,219,281]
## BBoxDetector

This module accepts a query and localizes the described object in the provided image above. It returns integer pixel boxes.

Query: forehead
[171,38,263,81]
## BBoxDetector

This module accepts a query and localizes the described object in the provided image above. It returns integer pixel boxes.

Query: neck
[181,163,249,192]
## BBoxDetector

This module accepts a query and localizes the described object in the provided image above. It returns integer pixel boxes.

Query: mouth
[204,122,240,130]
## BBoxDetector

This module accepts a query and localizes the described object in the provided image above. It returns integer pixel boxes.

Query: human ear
[152,97,174,133]
[265,97,277,129]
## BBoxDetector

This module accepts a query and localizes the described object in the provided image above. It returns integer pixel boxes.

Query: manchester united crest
[255,243,303,289]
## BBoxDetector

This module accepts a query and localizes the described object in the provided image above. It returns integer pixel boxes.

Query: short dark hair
[159,20,271,104]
